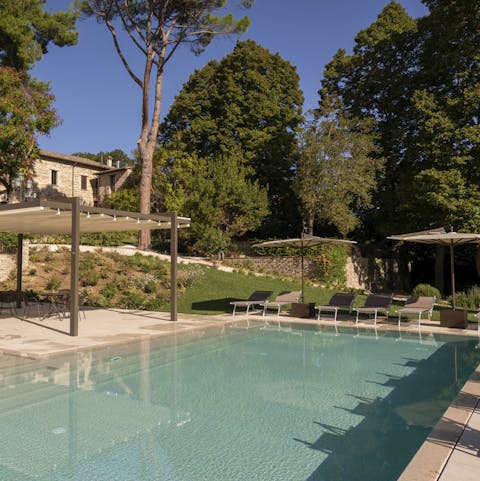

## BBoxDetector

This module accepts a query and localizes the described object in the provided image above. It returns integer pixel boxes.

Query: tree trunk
[435,244,445,293]
[138,143,154,250]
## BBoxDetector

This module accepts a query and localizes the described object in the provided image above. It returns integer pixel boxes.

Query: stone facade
[1,149,132,206]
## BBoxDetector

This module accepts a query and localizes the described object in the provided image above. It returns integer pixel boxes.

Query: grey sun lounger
[315,292,356,322]
[260,291,301,317]
[230,290,273,316]
[396,296,435,327]
[353,293,393,326]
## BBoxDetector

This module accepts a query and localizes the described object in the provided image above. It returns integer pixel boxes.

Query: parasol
[253,234,357,302]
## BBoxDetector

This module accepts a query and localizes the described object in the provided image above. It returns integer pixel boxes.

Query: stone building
[1,149,132,206]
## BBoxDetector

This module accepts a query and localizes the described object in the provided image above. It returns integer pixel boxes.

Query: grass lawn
[177,265,480,324]
[177,265,339,314]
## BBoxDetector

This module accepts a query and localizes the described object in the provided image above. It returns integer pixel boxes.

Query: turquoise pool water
[0,325,479,481]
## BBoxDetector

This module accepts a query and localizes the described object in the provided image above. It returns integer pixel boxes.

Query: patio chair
[0,291,19,317]
[230,290,273,316]
[260,291,301,317]
[396,296,435,327]
[353,293,393,326]
[315,292,356,322]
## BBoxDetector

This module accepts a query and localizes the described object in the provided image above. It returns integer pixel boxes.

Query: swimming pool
[0,324,479,481]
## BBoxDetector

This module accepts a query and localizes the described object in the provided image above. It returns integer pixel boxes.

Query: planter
[439,309,467,328]
[290,302,316,318]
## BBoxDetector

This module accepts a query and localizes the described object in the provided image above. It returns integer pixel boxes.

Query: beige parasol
[253,234,356,302]
[388,228,480,309]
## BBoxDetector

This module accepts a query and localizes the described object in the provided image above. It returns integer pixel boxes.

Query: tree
[176,154,269,254]
[0,0,78,69]
[78,0,253,250]
[160,39,304,237]
[0,67,59,201]
[294,105,381,237]
[320,1,418,239]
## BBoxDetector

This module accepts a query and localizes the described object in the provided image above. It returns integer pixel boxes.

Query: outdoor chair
[0,291,19,317]
[315,292,356,322]
[353,293,394,326]
[260,291,301,317]
[396,296,435,327]
[230,290,273,316]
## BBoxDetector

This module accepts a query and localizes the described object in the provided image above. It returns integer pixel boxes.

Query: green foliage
[176,264,206,290]
[78,0,253,249]
[412,283,441,300]
[160,39,304,239]
[0,68,59,197]
[320,0,480,240]
[0,233,17,249]
[79,232,137,246]
[173,154,269,254]
[45,276,61,291]
[295,108,381,236]
[310,244,349,286]
[0,0,78,70]
[454,286,480,311]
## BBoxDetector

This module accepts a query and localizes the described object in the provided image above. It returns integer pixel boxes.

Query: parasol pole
[301,234,305,302]
[450,239,456,310]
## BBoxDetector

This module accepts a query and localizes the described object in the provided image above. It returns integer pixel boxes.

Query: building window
[110,174,116,193]
[81,175,87,190]
[92,178,98,196]
[51,170,58,185]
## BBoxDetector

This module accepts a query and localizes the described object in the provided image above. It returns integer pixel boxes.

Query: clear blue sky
[33,0,428,157]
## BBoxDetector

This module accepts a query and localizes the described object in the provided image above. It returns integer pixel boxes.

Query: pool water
[0,325,479,481]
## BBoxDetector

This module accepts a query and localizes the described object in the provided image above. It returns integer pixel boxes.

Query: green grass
[175,265,480,324]
[176,265,343,315]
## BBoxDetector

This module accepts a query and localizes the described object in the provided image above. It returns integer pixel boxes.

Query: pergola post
[16,233,23,308]
[170,212,178,322]
[70,197,80,336]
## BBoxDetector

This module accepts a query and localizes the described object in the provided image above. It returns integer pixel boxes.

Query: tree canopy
[0,0,78,70]
[320,0,480,241]
[294,104,381,237]
[78,0,253,249]
[0,67,59,200]
[160,39,304,238]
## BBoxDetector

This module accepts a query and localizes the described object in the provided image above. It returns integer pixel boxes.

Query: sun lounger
[260,291,301,317]
[396,296,435,327]
[230,290,273,316]
[315,292,356,322]
[353,293,393,326]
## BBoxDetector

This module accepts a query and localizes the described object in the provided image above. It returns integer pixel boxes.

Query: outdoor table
[38,290,70,321]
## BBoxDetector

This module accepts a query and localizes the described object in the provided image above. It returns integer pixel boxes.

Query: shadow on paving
[295,337,480,481]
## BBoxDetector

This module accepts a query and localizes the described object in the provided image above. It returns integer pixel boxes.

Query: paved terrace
[0,308,479,481]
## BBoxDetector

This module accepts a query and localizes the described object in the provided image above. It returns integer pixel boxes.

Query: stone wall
[225,252,373,290]
[0,242,30,282]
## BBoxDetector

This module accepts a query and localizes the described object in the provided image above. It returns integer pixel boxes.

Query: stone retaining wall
[225,253,373,290]
[0,242,29,282]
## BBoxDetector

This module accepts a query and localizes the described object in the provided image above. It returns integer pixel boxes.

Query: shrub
[176,264,205,289]
[81,271,100,287]
[46,276,61,291]
[454,286,480,310]
[412,283,441,300]
[118,291,146,309]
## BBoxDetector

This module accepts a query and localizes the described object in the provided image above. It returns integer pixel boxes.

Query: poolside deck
[0,308,478,480]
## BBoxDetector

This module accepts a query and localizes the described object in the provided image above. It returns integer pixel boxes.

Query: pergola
[0,198,190,336]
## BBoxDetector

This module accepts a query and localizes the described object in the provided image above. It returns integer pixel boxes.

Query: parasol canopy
[253,234,356,302]
[388,228,480,309]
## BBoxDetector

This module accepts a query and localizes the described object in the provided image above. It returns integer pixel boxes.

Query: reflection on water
[0,326,478,481]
